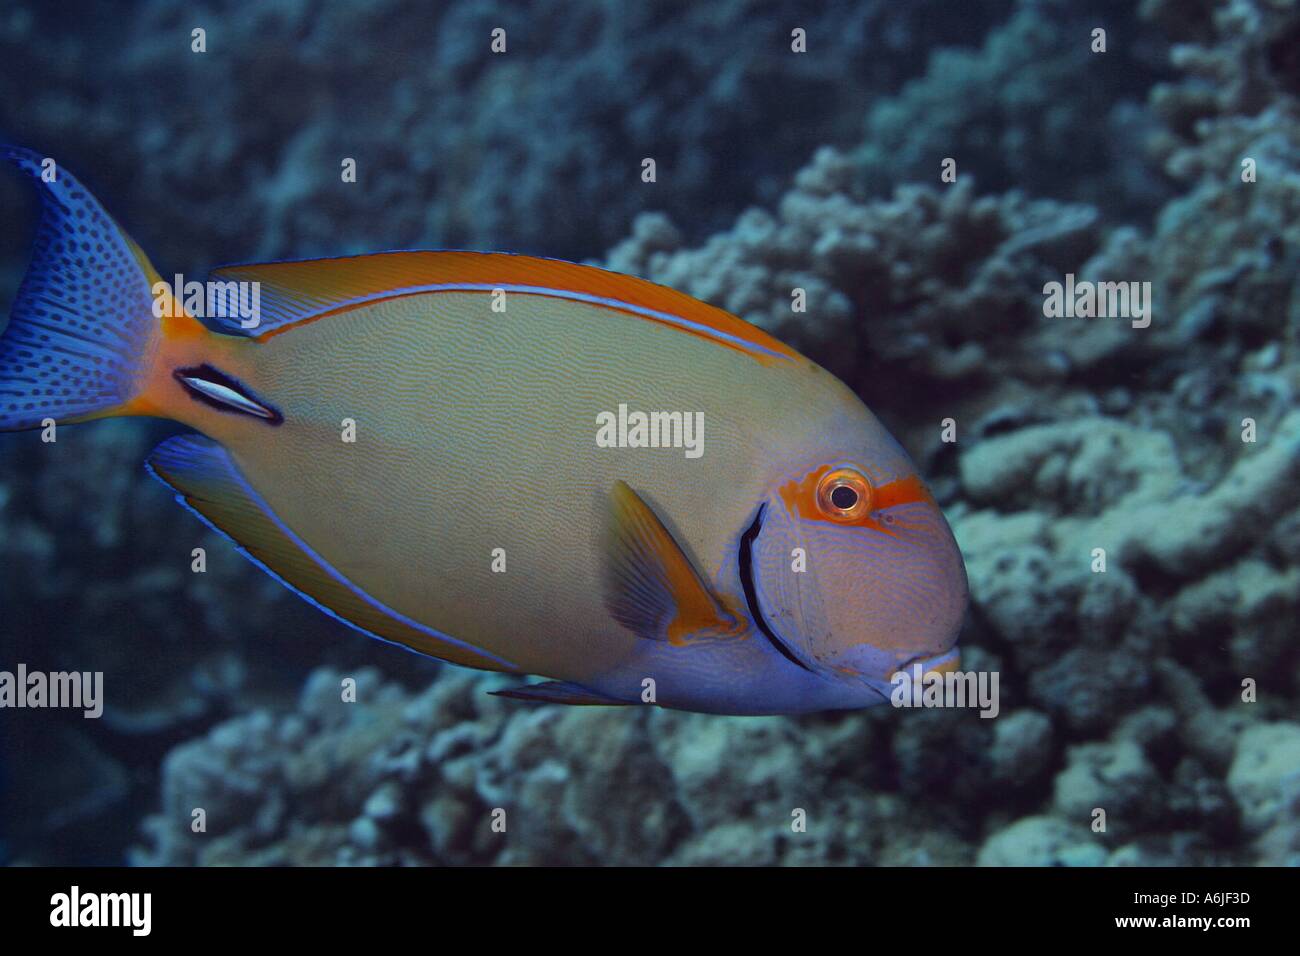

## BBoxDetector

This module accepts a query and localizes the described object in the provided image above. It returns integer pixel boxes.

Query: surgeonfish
[0,147,968,715]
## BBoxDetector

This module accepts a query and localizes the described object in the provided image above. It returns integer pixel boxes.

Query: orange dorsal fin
[209,251,799,363]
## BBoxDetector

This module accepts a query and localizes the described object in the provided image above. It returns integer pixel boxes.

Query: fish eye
[816,468,872,521]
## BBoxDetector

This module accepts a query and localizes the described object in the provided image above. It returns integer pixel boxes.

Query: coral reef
[854,0,1176,220]
[0,0,1015,267]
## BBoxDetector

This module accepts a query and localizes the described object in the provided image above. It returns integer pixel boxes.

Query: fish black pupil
[831,485,858,510]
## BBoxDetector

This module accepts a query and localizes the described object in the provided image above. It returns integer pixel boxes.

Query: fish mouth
[738,504,813,673]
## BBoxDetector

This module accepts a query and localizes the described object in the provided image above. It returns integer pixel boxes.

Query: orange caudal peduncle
[116,294,225,421]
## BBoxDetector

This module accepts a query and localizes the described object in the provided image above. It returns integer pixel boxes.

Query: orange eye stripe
[872,474,934,510]
[778,465,933,527]
[778,464,830,520]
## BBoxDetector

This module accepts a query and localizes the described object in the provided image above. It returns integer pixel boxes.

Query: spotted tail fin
[0,146,166,430]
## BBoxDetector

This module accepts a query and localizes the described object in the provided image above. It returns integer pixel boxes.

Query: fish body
[0,148,967,714]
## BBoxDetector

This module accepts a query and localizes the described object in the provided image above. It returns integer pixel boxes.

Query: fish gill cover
[0,0,1295,869]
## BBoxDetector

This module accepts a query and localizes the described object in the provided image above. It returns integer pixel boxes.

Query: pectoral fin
[603,480,743,645]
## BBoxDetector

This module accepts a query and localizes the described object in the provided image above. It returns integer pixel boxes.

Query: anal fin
[145,434,516,673]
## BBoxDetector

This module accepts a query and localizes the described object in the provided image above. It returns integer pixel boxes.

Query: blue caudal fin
[0,146,159,430]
